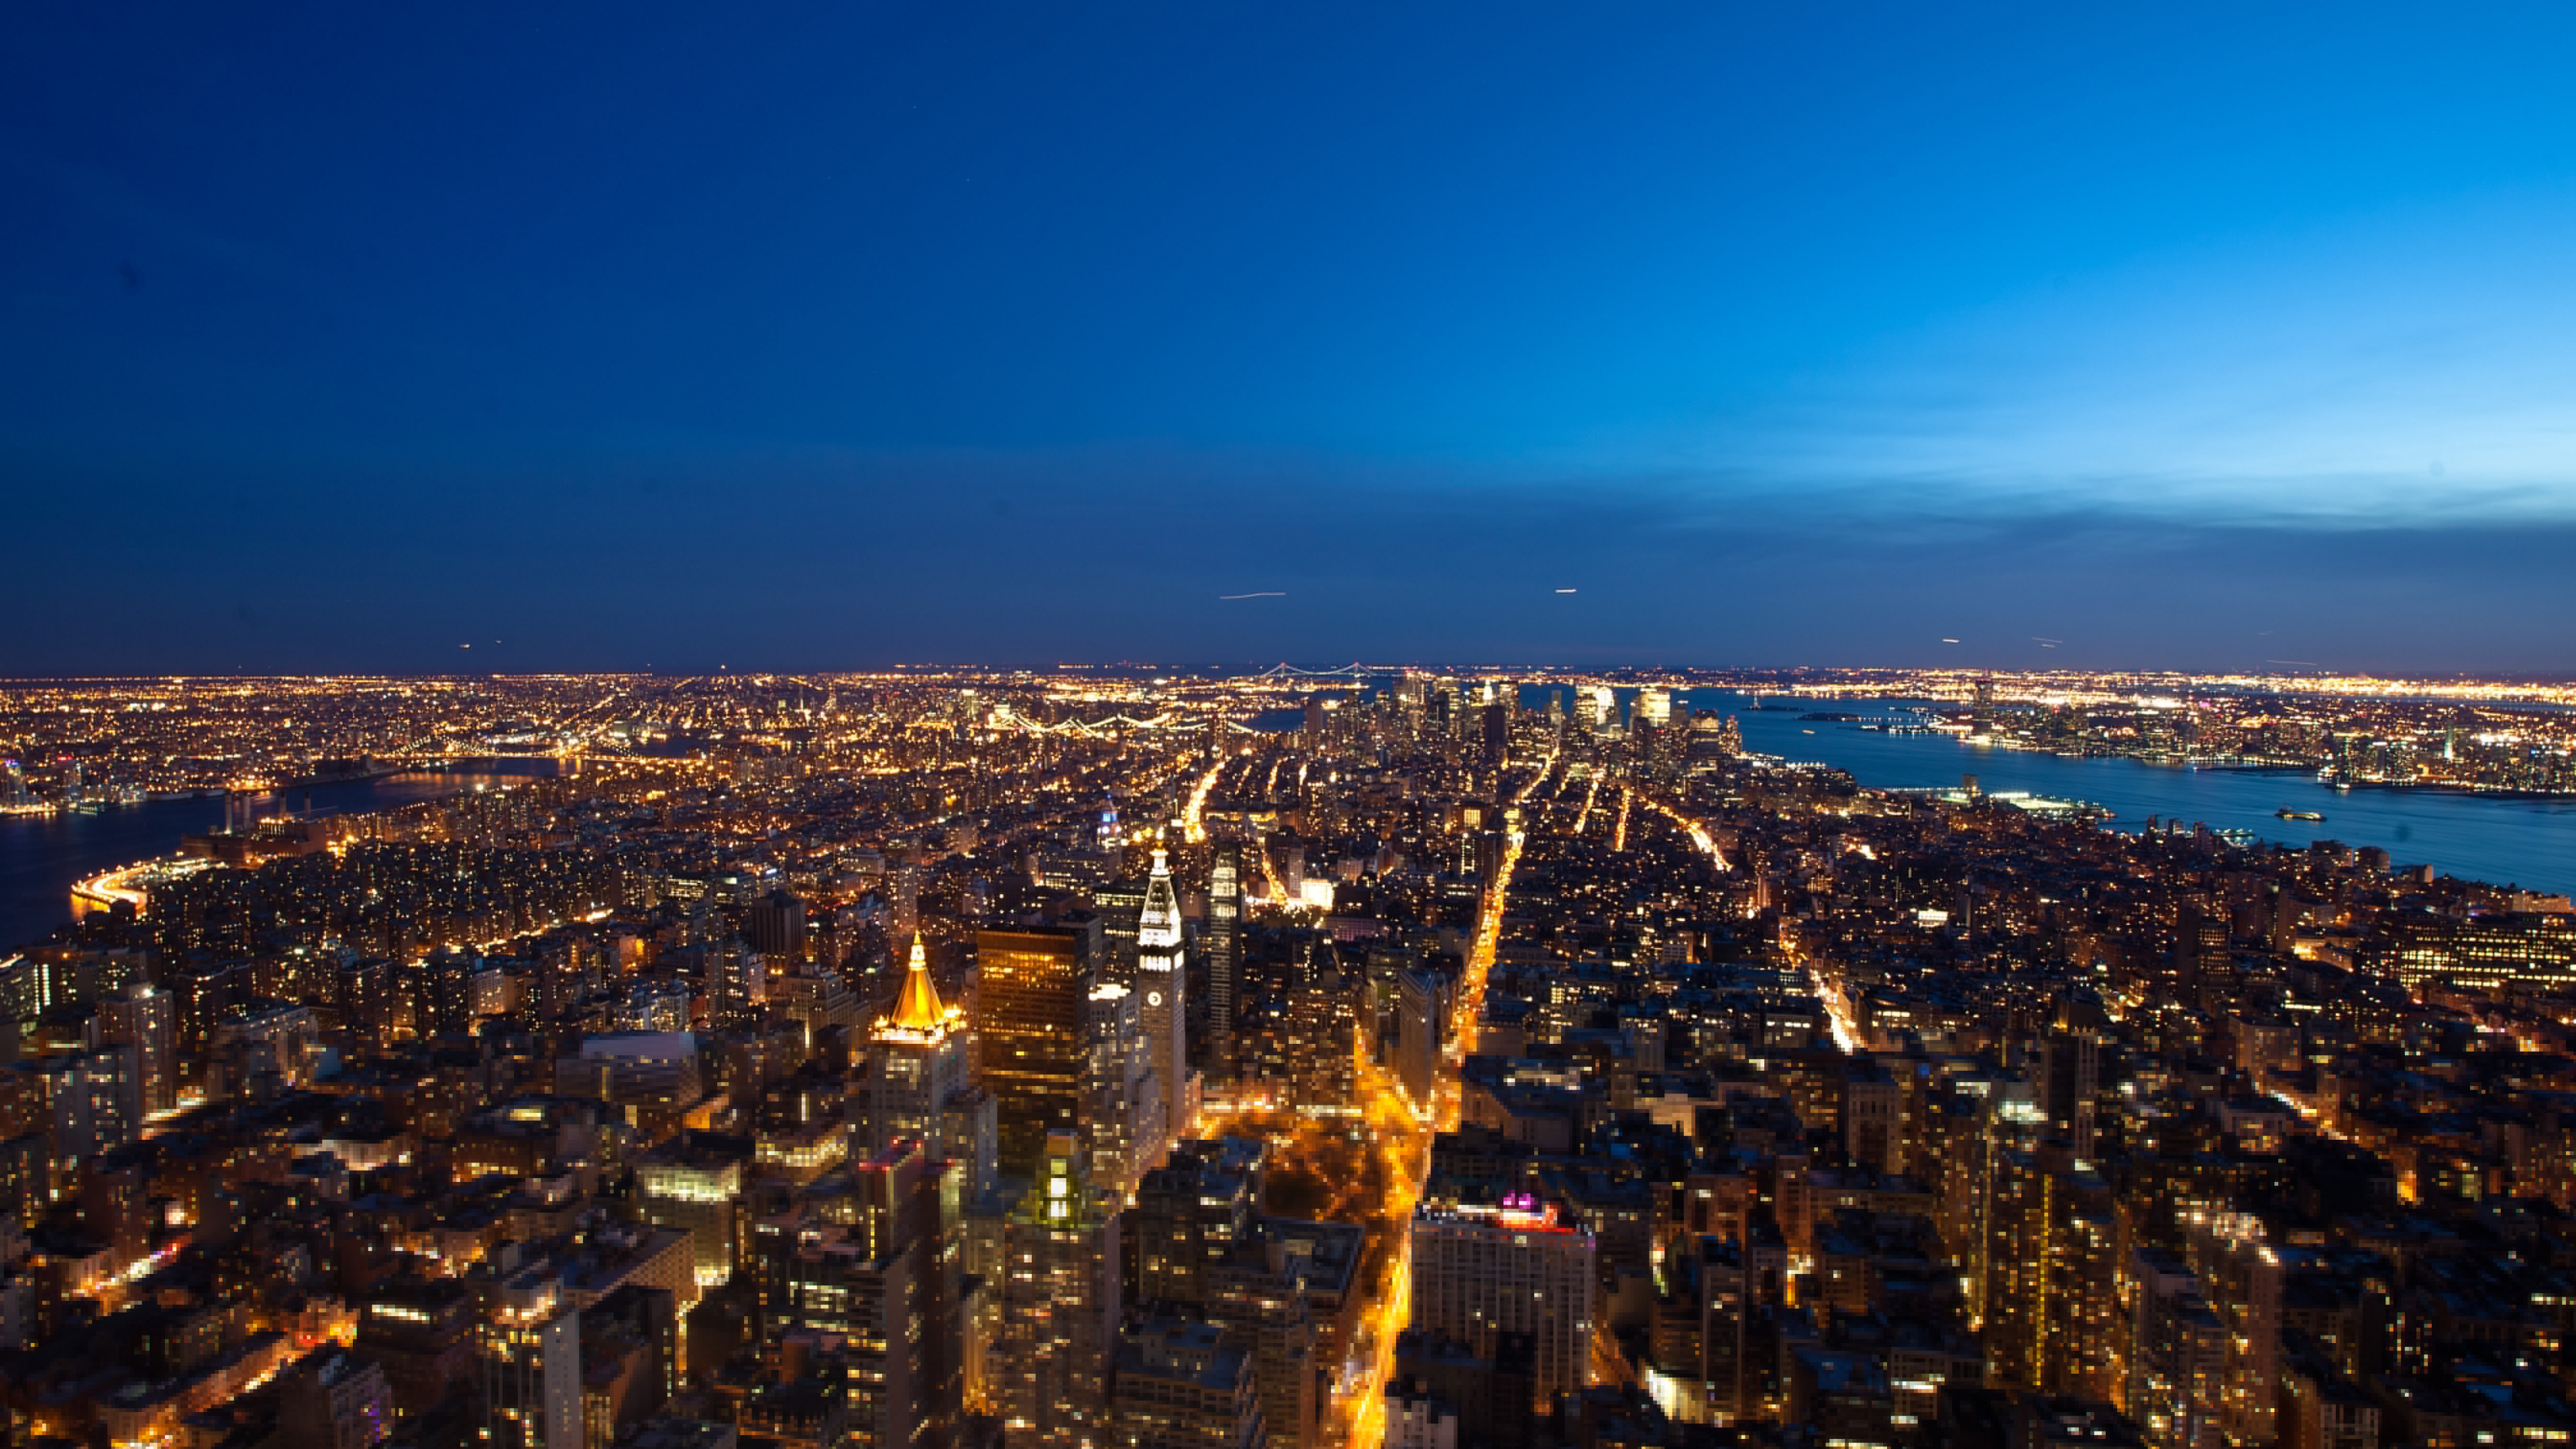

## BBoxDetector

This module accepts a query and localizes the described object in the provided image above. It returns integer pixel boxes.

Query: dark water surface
[0,762,558,952]
[1677,690,2576,896]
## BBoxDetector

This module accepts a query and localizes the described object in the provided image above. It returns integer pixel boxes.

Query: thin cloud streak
[0,442,2567,677]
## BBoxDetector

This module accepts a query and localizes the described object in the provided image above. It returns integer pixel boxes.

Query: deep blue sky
[7,3,2576,675]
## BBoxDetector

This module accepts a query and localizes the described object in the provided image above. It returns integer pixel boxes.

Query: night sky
[7,3,2576,676]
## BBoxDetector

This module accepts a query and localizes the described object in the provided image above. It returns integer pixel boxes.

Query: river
[1273,683,2576,894]
[1670,690,2576,896]
[0,762,559,953]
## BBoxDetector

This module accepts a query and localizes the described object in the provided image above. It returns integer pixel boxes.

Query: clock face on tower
[1147,991,1164,1007]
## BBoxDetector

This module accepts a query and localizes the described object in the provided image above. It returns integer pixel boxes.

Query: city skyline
[5,669,2574,1446]
[9,5,2576,674]
[15,9,2576,1446]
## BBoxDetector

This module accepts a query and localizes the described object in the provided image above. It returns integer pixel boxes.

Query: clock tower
[1135,847,1193,1144]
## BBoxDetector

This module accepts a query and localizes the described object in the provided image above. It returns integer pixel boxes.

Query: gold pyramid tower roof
[889,931,948,1032]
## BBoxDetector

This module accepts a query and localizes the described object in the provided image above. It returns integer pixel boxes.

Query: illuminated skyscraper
[892,863,922,943]
[998,1130,1121,1449]
[2039,1009,2102,1159]
[859,932,997,1201]
[1301,694,1342,749]
[1393,674,1430,723]
[1083,981,1161,1198]
[1136,849,1192,1145]
[1130,1138,1264,1307]
[639,1133,749,1288]
[1408,1193,1595,1413]
[1576,685,1617,735]
[1424,682,1455,739]
[755,1138,965,1449]
[775,960,861,1034]
[1204,843,1242,1085]
[1093,875,1149,977]
[533,936,594,1022]
[979,920,1103,1176]
[1978,1144,2117,1401]
[743,888,807,958]
[99,981,176,1117]
[2122,1248,2226,1449]
[1277,941,1356,1113]
[1395,968,1442,1112]
[1124,1138,1322,1449]
[478,1274,583,1449]
[704,939,765,1028]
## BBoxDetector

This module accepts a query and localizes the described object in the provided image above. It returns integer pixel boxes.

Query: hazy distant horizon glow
[5,3,2575,673]
[1662,189,2576,527]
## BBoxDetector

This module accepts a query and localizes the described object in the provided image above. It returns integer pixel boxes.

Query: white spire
[1138,847,1182,953]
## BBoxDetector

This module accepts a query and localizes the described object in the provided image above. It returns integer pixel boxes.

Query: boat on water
[2276,807,2326,822]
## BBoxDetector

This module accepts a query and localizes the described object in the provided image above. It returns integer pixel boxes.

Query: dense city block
[3,672,2575,1449]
